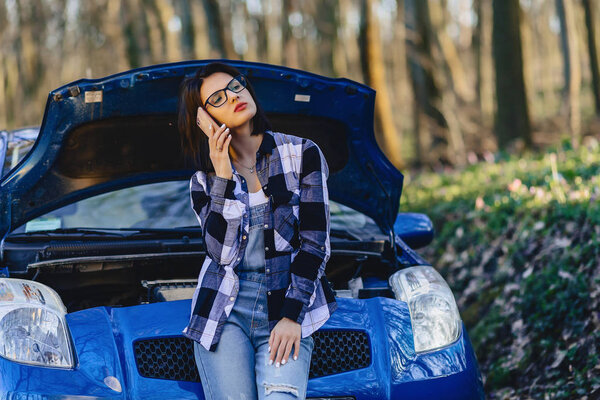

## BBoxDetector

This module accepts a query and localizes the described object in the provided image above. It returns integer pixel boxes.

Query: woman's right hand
[197,106,233,180]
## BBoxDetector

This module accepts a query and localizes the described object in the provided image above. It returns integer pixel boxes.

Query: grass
[400,137,600,399]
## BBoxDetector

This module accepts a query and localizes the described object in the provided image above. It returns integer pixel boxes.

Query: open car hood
[0,60,403,239]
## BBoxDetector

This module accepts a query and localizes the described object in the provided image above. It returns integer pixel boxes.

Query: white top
[248,187,269,206]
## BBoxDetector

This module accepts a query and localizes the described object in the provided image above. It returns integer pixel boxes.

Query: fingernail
[225,128,229,132]
[269,359,273,365]
[276,362,280,368]
[209,124,212,130]
[268,346,271,352]
[281,359,286,365]
[294,356,297,361]
[221,123,226,129]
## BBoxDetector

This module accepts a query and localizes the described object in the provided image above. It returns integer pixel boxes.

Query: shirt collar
[257,130,276,156]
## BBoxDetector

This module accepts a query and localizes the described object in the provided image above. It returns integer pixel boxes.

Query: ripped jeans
[193,272,315,399]
[193,201,314,399]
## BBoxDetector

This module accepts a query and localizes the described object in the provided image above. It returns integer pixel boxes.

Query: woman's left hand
[268,317,302,367]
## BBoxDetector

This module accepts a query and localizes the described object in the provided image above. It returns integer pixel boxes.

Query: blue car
[0,60,485,399]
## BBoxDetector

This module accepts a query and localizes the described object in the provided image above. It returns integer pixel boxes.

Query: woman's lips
[234,103,247,112]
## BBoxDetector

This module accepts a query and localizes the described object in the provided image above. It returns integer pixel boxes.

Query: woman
[177,62,338,400]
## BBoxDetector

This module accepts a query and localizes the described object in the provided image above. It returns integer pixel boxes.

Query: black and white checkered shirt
[182,129,338,351]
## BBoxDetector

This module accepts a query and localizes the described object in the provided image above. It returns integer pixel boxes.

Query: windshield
[10,180,379,235]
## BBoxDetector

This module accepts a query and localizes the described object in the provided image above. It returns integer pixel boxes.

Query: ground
[401,137,600,399]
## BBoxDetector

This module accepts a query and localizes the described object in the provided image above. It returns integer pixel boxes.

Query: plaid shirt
[182,130,338,351]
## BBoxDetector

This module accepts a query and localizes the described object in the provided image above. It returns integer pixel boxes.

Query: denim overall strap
[237,200,268,276]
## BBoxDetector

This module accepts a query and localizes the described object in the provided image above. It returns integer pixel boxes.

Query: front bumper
[0,297,484,399]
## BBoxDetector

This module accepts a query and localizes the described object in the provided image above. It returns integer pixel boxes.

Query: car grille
[134,330,371,382]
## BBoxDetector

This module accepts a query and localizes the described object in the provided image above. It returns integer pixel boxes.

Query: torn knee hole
[263,381,299,397]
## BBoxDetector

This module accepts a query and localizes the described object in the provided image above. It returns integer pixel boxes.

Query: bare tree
[361,0,403,168]
[264,0,283,65]
[334,0,363,82]
[492,0,531,149]
[556,0,581,147]
[202,0,234,58]
[282,0,300,68]
[474,0,494,125]
[582,0,600,115]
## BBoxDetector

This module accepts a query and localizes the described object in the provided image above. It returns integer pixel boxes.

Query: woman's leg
[249,273,314,400]
[193,321,258,400]
[253,334,314,400]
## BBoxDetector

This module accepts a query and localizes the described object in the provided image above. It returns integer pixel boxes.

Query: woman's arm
[189,171,244,266]
[280,139,331,325]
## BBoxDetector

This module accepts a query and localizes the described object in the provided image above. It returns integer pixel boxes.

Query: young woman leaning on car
[177,61,337,399]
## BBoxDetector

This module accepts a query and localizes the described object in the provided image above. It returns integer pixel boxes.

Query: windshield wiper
[330,228,362,241]
[9,227,203,238]
[12,226,363,241]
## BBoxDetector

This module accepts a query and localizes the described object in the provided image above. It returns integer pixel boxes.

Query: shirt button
[264,224,268,228]
[237,257,241,261]
[266,268,270,273]
[321,246,325,250]
[265,246,269,251]
[242,235,247,240]
[267,291,271,295]
[229,296,235,301]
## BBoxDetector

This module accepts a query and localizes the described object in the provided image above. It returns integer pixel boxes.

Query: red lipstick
[234,103,247,112]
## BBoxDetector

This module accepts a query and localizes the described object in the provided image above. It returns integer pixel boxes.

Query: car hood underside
[0,60,403,239]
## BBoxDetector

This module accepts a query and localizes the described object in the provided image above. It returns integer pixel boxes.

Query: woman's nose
[228,92,239,103]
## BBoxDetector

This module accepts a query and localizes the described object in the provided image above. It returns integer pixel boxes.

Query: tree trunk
[492,0,531,149]
[336,0,362,82]
[362,0,403,168]
[143,0,168,64]
[404,0,446,167]
[427,0,467,166]
[428,0,474,103]
[282,0,300,68]
[121,0,150,68]
[474,0,494,126]
[310,0,336,77]
[392,0,413,163]
[265,0,283,65]
[582,0,600,115]
[190,0,210,58]
[177,0,196,60]
[519,5,535,122]
[202,0,230,58]
[556,0,581,147]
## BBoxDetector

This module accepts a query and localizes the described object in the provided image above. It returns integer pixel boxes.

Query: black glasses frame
[203,75,247,108]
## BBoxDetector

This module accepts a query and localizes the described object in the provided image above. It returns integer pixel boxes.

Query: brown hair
[177,62,272,172]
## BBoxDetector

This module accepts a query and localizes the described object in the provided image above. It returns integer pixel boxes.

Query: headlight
[0,278,74,368]
[389,266,462,353]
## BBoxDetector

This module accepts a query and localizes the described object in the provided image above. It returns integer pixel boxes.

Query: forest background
[1,0,599,399]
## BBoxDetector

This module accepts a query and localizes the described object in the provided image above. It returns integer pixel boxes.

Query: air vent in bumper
[134,330,371,382]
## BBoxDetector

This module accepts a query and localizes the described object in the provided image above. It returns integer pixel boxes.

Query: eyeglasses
[203,75,247,108]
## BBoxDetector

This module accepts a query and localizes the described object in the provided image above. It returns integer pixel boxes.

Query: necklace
[232,157,256,173]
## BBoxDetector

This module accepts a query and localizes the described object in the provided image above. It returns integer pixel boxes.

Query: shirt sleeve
[189,171,245,266]
[280,139,331,325]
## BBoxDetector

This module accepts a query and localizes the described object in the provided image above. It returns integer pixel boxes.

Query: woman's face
[199,72,257,132]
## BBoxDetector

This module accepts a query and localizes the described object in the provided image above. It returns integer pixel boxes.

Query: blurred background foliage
[402,138,600,399]
[1,0,600,398]
[1,0,600,169]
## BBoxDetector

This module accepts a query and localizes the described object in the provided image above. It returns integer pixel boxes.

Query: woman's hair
[177,62,272,171]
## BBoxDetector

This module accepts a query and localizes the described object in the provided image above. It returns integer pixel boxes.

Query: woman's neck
[228,120,262,162]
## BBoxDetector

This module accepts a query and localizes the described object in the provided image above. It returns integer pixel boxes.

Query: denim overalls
[193,188,315,400]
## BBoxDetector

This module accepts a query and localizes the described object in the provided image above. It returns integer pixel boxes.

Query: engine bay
[1,235,398,313]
